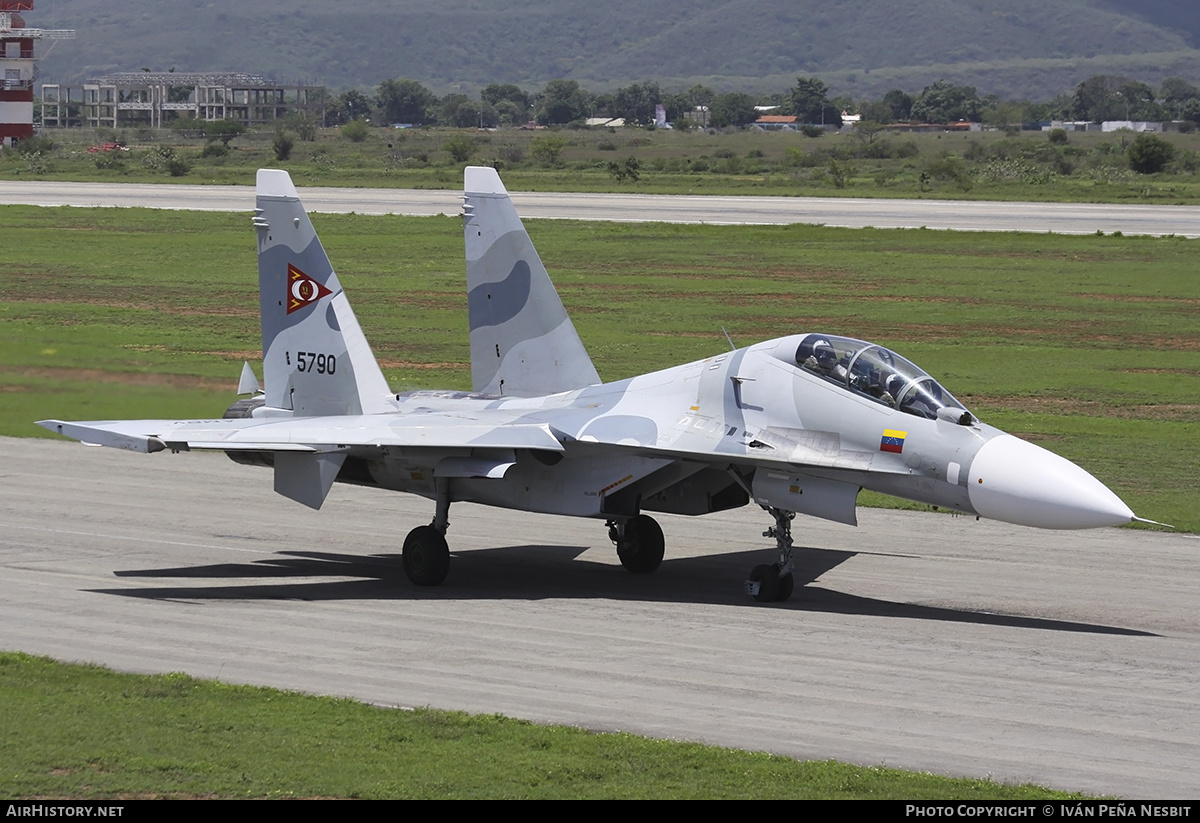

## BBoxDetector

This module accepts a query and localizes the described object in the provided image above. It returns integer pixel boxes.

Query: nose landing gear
[745,507,795,603]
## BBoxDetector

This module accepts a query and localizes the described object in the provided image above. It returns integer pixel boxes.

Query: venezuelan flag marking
[880,429,907,454]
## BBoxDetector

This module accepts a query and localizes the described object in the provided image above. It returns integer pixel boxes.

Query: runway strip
[3,435,1197,797]
[2,179,1199,236]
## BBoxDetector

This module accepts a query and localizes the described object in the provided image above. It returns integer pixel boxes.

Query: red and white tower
[0,1,72,147]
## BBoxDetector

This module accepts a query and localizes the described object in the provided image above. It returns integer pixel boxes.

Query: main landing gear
[403,478,451,586]
[607,514,665,573]
[745,507,796,603]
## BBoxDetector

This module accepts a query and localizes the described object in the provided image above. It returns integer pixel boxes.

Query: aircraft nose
[968,434,1134,529]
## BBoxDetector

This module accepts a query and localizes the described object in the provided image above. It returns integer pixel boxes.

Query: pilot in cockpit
[801,338,849,382]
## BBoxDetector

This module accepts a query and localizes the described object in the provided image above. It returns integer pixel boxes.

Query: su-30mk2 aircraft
[40,167,1147,602]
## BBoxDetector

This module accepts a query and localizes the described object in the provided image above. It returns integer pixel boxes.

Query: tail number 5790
[296,351,336,374]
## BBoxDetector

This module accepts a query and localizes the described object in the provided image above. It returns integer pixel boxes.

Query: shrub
[93,152,124,170]
[443,134,475,163]
[342,119,370,143]
[825,157,856,188]
[204,119,245,146]
[607,155,640,182]
[12,135,53,155]
[140,145,176,171]
[1048,128,1069,145]
[166,155,191,177]
[273,131,295,162]
[530,134,568,165]
[923,154,973,191]
[1127,133,1175,174]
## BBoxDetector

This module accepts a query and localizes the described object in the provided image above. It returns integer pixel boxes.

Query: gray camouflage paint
[43,168,1025,523]
[254,170,391,417]
[464,169,600,396]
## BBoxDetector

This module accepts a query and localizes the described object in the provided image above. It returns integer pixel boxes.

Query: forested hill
[29,0,1200,100]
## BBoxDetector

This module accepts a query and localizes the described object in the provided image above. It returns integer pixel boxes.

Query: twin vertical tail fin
[254,169,392,416]
[462,166,600,397]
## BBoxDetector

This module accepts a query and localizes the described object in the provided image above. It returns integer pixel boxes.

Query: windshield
[794,333,970,421]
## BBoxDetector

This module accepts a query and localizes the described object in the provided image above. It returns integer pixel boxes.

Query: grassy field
[0,652,1087,799]
[2,204,1196,530]
[4,123,1200,202]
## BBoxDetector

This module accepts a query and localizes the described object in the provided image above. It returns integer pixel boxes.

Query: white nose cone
[968,434,1134,529]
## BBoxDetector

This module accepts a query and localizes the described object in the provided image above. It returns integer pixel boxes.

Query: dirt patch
[190,350,262,361]
[0,366,237,391]
[1078,293,1200,305]
[1123,368,1200,376]
[4,296,257,318]
[377,359,468,370]
[971,394,1200,421]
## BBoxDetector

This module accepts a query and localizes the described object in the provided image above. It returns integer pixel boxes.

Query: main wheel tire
[403,525,450,586]
[775,569,795,602]
[617,514,665,574]
[749,563,780,602]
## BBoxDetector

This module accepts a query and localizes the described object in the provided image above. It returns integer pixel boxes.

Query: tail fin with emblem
[254,169,392,416]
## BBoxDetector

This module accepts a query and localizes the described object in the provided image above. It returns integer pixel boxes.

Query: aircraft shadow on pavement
[96,542,1154,636]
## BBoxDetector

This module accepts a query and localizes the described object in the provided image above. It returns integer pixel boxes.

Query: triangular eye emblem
[287,263,332,314]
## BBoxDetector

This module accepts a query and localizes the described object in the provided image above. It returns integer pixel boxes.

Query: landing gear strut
[745,507,795,603]
[403,478,452,586]
[608,514,665,573]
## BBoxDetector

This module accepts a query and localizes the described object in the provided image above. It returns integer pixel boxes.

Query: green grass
[2,206,1196,530]
[6,124,1200,203]
[0,653,1086,799]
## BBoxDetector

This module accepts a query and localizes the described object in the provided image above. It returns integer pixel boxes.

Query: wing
[37,411,564,512]
[37,414,563,454]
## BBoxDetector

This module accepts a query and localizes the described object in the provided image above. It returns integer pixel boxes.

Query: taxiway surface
[3,435,1197,797]
[2,179,1199,236]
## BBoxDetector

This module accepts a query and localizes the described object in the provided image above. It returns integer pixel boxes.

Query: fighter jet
[39,167,1144,602]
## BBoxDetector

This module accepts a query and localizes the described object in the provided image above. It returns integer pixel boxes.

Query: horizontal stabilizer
[39,413,565,453]
[37,420,165,453]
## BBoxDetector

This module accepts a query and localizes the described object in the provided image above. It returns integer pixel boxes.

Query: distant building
[1046,120,1096,132]
[1100,120,1162,133]
[754,114,797,130]
[41,71,324,129]
[1,0,73,146]
[584,116,625,127]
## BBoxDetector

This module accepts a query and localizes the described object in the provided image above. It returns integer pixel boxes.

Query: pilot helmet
[813,339,837,368]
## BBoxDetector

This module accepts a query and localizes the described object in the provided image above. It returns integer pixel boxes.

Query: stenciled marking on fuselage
[598,474,635,497]
[467,260,531,330]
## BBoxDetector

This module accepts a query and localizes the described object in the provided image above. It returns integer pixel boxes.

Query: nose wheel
[745,507,795,602]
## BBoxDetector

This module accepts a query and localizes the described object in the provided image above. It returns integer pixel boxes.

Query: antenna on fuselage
[721,326,736,351]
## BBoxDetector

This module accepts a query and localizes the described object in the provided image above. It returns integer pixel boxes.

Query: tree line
[324,74,1200,131]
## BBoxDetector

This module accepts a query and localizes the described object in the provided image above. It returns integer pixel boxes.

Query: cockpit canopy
[794,333,973,424]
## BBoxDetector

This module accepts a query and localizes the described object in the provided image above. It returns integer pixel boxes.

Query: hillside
[27,0,1200,101]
